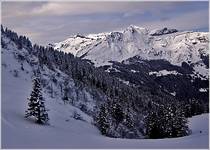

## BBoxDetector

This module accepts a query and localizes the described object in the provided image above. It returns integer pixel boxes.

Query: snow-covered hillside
[1,32,98,148]
[1,25,209,149]
[54,25,209,79]
[2,61,209,148]
[1,44,209,148]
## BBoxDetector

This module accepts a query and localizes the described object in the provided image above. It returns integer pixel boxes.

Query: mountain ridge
[54,25,209,79]
[53,25,209,108]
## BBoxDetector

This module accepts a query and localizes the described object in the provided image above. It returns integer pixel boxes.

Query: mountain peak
[125,25,148,33]
[74,33,86,38]
[54,25,208,69]
[149,27,178,36]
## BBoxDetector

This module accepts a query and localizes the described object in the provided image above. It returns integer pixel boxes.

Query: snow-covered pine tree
[36,96,49,124]
[123,107,135,129]
[121,107,138,138]
[163,104,174,137]
[94,104,110,135]
[25,78,40,118]
[110,99,124,126]
[162,102,189,137]
[144,102,189,138]
[172,103,189,137]
[25,77,49,124]
[144,111,162,138]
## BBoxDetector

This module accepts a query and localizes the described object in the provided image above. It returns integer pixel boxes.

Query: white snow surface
[54,25,209,79]
[193,63,209,79]
[2,34,209,149]
[199,88,208,92]
[170,92,176,96]
[149,70,181,77]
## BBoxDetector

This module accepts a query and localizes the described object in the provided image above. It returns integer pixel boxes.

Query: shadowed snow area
[1,50,209,148]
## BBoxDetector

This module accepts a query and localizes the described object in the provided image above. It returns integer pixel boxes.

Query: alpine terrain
[54,25,209,110]
[1,25,209,149]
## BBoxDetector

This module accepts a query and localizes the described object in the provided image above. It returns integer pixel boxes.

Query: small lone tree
[62,80,69,104]
[25,77,49,124]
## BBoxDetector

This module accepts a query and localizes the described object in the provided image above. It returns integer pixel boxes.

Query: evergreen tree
[25,77,49,124]
[184,103,192,117]
[36,96,49,124]
[1,36,5,48]
[123,108,135,129]
[110,99,124,125]
[63,87,68,104]
[163,104,174,137]
[144,111,162,138]
[95,104,110,135]
[190,99,204,115]
[62,80,69,104]
[172,104,189,137]
[144,102,189,138]
[1,25,4,34]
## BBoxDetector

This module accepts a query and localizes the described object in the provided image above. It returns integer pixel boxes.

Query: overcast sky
[2,1,209,45]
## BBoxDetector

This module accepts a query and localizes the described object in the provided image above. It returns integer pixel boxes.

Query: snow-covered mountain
[1,30,209,148]
[54,25,209,78]
[2,26,209,148]
[54,25,209,108]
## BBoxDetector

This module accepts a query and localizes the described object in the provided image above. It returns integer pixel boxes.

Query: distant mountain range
[53,25,209,103]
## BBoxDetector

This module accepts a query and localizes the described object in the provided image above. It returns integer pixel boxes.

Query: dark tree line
[1,25,32,50]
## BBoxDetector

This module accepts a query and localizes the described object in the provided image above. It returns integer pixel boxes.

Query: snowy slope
[2,28,209,149]
[2,63,209,149]
[54,33,107,56]
[1,34,96,148]
[1,49,209,148]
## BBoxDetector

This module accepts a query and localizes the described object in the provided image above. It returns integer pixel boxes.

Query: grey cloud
[2,2,178,18]
[138,9,209,31]
[2,2,208,45]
